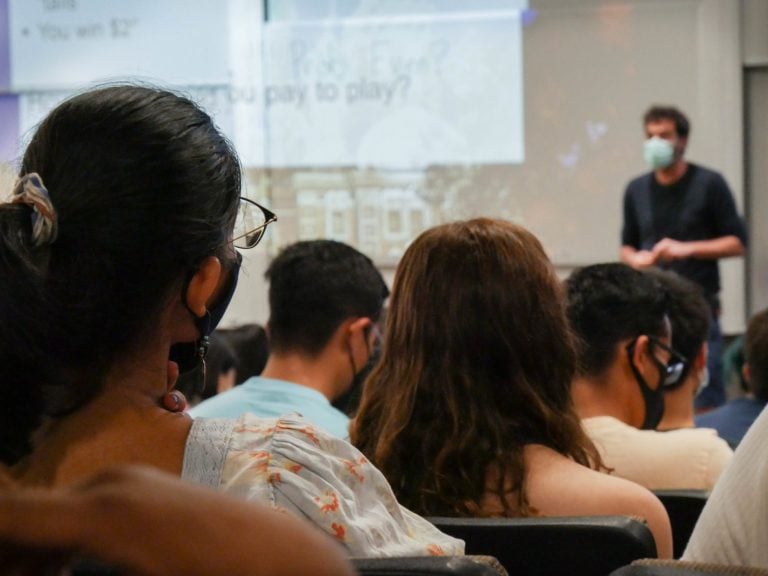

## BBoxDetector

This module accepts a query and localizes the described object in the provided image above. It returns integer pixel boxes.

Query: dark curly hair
[565,263,668,377]
[644,269,710,387]
[643,105,690,139]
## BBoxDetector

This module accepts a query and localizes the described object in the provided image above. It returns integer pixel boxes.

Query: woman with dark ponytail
[0,85,460,559]
[0,87,243,465]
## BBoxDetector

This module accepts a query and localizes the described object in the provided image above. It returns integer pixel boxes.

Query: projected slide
[8,0,230,90]
[1,1,526,169]
[262,11,525,168]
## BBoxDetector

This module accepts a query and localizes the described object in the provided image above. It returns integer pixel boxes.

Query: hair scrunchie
[11,173,58,247]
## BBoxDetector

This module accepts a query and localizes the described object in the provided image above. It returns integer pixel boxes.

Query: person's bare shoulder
[523,444,673,559]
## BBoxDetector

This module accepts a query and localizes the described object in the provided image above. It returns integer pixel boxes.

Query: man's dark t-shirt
[621,164,747,299]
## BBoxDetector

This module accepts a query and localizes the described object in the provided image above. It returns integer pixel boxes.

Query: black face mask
[170,253,241,374]
[634,368,666,430]
[627,340,666,430]
[333,336,381,417]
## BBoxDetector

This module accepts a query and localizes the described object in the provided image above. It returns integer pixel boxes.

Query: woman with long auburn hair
[351,218,672,558]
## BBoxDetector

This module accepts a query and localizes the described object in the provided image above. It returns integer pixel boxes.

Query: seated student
[696,308,768,446]
[0,85,460,558]
[566,264,732,491]
[645,269,713,431]
[0,465,354,576]
[218,323,270,384]
[683,399,768,567]
[721,334,747,399]
[351,219,672,558]
[176,331,239,406]
[191,239,388,439]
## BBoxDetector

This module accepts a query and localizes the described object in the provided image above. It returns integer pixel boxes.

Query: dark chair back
[73,556,507,576]
[352,555,507,576]
[652,490,709,558]
[72,560,122,575]
[427,515,657,576]
[610,559,768,576]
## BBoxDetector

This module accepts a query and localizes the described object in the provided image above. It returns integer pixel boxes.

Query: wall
[743,0,768,317]
[222,0,749,332]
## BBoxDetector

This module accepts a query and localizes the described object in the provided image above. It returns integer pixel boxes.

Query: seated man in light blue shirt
[190,240,388,439]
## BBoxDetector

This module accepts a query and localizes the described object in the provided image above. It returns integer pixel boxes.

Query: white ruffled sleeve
[217,413,464,558]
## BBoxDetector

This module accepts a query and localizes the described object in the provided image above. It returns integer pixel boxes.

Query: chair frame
[426,515,658,576]
[652,490,709,559]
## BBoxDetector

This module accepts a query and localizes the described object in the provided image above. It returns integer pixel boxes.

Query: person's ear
[630,335,649,363]
[185,257,222,318]
[694,344,707,371]
[631,335,657,382]
[348,317,372,345]
[346,317,373,360]
[743,363,752,385]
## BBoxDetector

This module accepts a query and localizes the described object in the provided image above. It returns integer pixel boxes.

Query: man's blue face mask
[643,136,675,170]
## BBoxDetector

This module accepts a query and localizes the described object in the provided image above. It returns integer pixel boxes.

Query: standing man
[620,105,747,410]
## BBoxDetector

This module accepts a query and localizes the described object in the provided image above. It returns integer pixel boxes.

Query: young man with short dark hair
[567,263,731,490]
[191,240,388,439]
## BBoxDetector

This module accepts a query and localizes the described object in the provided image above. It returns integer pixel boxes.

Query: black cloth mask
[634,369,665,430]
[170,253,242,374]
[627,341,665,430]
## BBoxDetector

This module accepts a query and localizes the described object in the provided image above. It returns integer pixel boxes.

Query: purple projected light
[0,0,9,90]
[521,9,538,27]
[0,0,19,162]
[0,95,19,162]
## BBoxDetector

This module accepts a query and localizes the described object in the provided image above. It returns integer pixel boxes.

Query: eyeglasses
[626,336,689,388]
[232,197,277,249]
[648,337,689,387]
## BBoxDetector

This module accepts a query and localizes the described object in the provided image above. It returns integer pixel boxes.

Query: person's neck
[654,159,688,186]
[571,370,638,426]
[656,411,694,431]
[260,352,342,402]
[12,346,191,488]
[656,398,692,429]
[657,378,697,431]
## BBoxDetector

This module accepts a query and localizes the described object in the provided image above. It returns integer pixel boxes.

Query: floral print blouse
[182,412,464,557]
